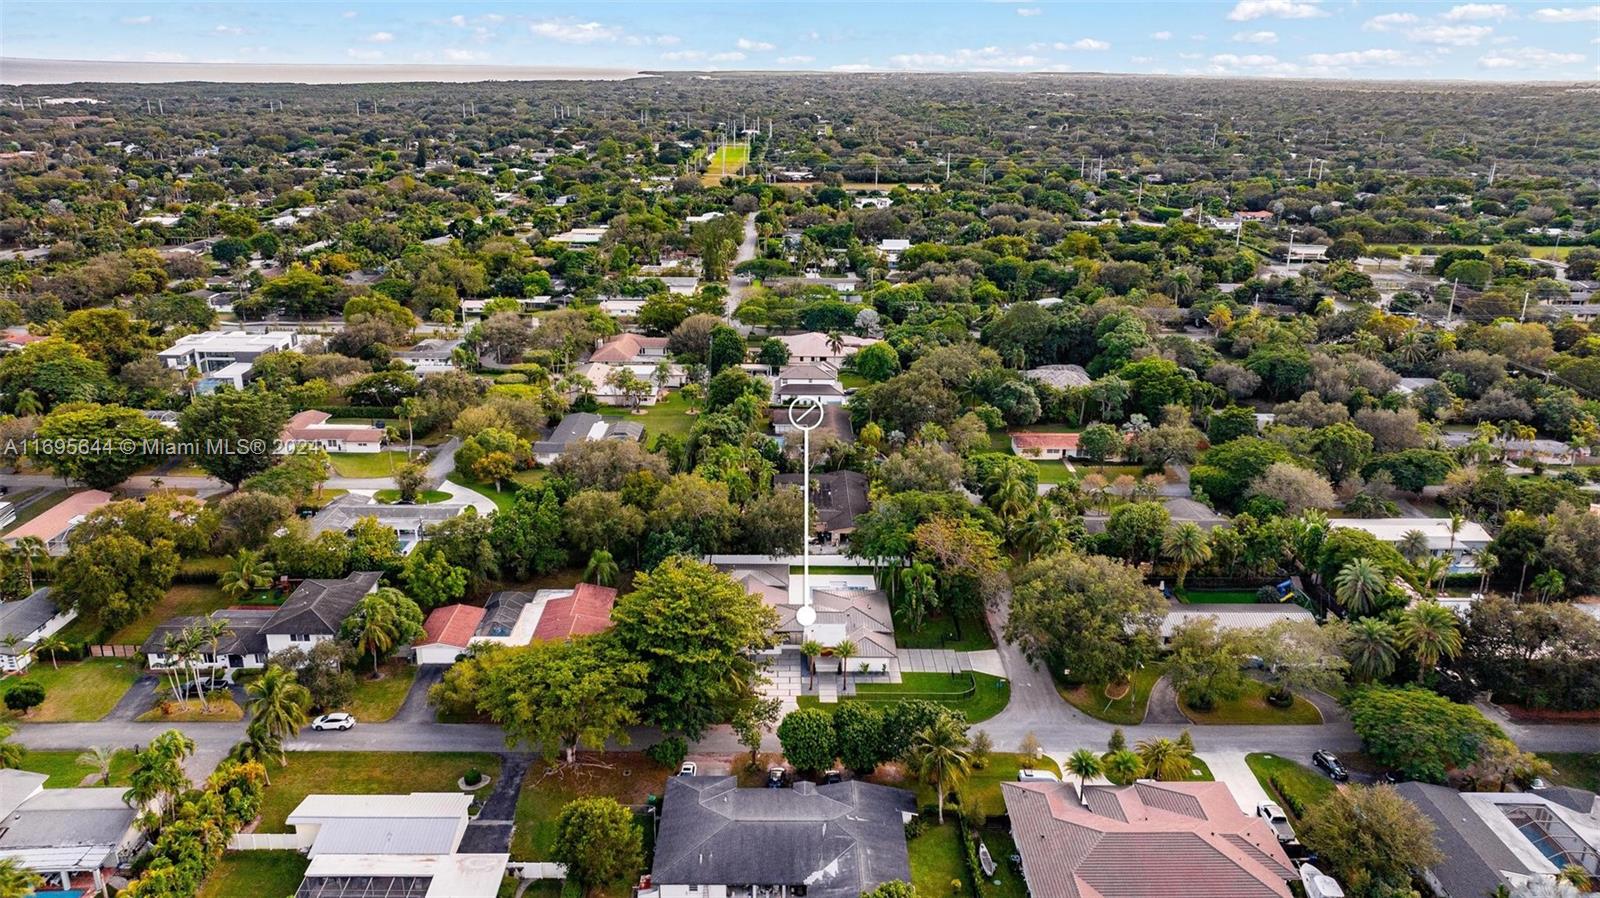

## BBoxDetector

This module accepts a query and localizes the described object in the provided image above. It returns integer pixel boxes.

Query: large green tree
[1347,686,1502,783]
[1005,552,1165,687]
[777,707,838,772]
[1299,785,1442,897]
[552,797,644,896]
[33,402,170,489]
[177,387,292,487]
[56,532,179,630]
[477,638,648,762]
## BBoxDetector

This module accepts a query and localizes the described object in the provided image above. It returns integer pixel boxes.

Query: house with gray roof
[261,571,382,657]
[533,412,645,464]
[773,470,869,545]
[725,564,899,675]
[643,776,915,898]
[309,494,470,554]
[141,608,278,672]
[0,587,75,673]
[0,768,143,895]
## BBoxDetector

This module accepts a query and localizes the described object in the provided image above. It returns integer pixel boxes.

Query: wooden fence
[89,644,140,659]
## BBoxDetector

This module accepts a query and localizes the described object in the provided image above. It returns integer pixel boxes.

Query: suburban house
[1004,779,1298,898]
[770,403,855,444]
[1160,601,1314,642]
[157,330,299,393]
[280,410,386,454]
[393,338,464,375]
[774,332,877,367]
[142,608,278,672]
[551,226,608,245]
[308,494,470,555]
[533,412,645,465]
[0,769,143,897]
[415,604,487,665]
[0,587,76,673]
[467,583,618,653]
[1010,430,1132,462]
[773,363,847,406]
[727,565,898,676]
[1326,517,1492,573]
[3,489,113,555]
[877,238,911,267]
[1394,782,1600,897]
[571,360,684,407]
[773,470,870,546]
[271,792,509,898]
[590,333,671,365]
[1023,364,1093,390]
[642,776,915,898]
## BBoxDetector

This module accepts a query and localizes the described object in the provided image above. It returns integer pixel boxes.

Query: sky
[1,1,1597,80]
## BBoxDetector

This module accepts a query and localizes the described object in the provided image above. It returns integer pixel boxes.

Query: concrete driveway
[1205,751,1273,813]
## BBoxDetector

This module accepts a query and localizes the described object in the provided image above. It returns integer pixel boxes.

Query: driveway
[104,675,162,722]
[1205,751,1273,813]
[395,666,446,724]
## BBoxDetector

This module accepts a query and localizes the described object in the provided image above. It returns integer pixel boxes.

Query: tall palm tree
[1471,547,1499,595]
[1396,530,1431,565]
[1415,556,1450,597]
[1396,601,1463,681]
[1102,749,1145,786]
[1162,523,1211,591]
[1344,617,1399,683]
[350,601,402,673]
[1066,749,1104,788]
[9,536,47,591]
[246,666,311,765]
[0,857,41,898]
[1135,737,1194,782]
[584,549,619,587]
[800,640,824,690]
[834,640,857,689]
[1531,569,1566,603]
[77,745,116,785]
[896,563,937,630]
[232,720,282,784]
[908,716,973,824]
[30,633,67,670]
[1334,558,1386,616]
[219,548,275,602]
[124,731,194,824]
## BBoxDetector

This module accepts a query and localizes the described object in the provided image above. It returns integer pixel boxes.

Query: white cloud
[214,24,243,36]
[1178,51,1204,59]
[1070,38,1110,50]
[1409,24,1493,45]
[1363,12,1418,30]
[778,55,815,64]
[528,19,621,43]
[1017,6,1043,15]
[709,51,746,62]
[449,15,467,27]
[1206,52,1306,75]
[1227,0,1327,21]
[1233,30,1279,43]
[1443,4,1512,20]
[1530,7,1600,22]
[660,50,706,61]
[890,47,1045,69]
[121,15,153,25]
[1479,45,1586,67]
[365,31,394,43]
[346,47,383,60]
[736,37,775,51]
[442,48,488,62]
[829,63,876,72]
[1306,48,1411,65]
[1151,31,1173,39]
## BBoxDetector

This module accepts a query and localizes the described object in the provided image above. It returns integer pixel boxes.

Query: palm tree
[584,549,619,587]
[834,639,857,689]
[219,548,275,602]
[896,562,938,630]
[1135,737,1194,782]
[232,720,282,784]
[988,468,1032,523]
[1556,865,1592,891]
[0,857,41,898]
[30,633,67,670]
[1334,558,1386,616]
[908,716,973,824]
[1531,569,1566,603]
[1471,546,1499,595]
[1396,529,1431,565]
[0,723,23,769]
[124,731,195,825]
[800,640,824,690]
[825,331,846,359]
[1396,601,1463,681]
[1066,749,1104,788]
[1102,749,1145,785]
[77,745,116,785]
[1345,617,1399,683]
[9,536,47,591]
[350,600,402,673]
[1415,556,1450,597]
[12,389,40,417]
[1162,523,1211,591]
[246,666,311,765]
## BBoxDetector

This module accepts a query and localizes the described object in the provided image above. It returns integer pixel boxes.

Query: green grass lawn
[342,663,417,722]
[372,488,451,504]
[964,753,1062,817]
[447,472,521,512]
[840,372,871,390]
[3,659,139,722]
[198,851,309,898]
[1058,664,1165,726]
[896,611,996,651]
[1246,752,1337,823]
[328,451,410,478]
[108,583,233,645]
[602,390,696,444]
[1027,459,1079,485]
[257,751,501,832]
[1540,753,1600,792]
[1181,681,1323,725]
[702,143,752,183]
[512,753,669,861]
[800,672,1011,723]
[908,823,969,898]
[1183,756,1215,781]
[1176,589,1262,605]
[16,748,137,787]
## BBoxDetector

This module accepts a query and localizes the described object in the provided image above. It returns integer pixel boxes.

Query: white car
[1017,769,1060,782]
[678,761,698,777]
[311,713,356,731]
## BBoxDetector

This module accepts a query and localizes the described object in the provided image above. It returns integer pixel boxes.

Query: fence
[229,832,314,851]
[89,644,140,659]
[508,862,567,881]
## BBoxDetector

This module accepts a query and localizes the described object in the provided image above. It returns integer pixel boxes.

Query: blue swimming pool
[30,891,84,898]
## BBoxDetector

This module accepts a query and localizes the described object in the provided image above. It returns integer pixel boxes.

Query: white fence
[508,862,567,881]
[229,832,315,851]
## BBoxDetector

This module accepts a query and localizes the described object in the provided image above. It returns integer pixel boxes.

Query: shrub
[645,736,688,771]
[3,681,45,715]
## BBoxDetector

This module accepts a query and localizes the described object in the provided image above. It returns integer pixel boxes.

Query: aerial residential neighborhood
[0,3,1597,898]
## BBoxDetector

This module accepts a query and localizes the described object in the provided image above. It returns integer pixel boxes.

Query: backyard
[16,747,137,787]
[1174,588,1264,605]
[198,851,309,898]
[109,583,233,645]
[908,823,968,898]
[511,753,670,861]
[256,751,501,832]
[602,389,696,443]
[446,472,521,512]
[3,658,140,722]
[1057,663,1165,726]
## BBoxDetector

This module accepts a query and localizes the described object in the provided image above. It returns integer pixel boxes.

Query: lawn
[1246,752,1337,823]
[3,659,139,722]
[896,611,996,652]
[136,695,244,722]
[1058,663,1165,726]
[342,663,417,722]
[1540,753,1600,792]
[257,751,501,832]
[511,753,669,861]
[602,389,696,444]
[977,829,1029,898]
[1179,681,1323,726]
[108,583,233,645]
[16,748,137,788]
[328,451,410,478]
[372,488,451,504]
[1175,589,1262,605]
[962,753,1062,817]
[447,472,521,512]
[1027,459,1079,485]
[840,372,871,390]
[908,823,968,898]
[800,672,1012,723]
[198,851,309,898]
[702,142,751,184]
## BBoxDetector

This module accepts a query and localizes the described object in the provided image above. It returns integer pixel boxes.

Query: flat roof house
[643,776,915,898]
[1394,783,1600,897]
[3,489,113,555]
[158,330,298,393]
[1160,601,1314,642]
[774,332,877,367]
[393,338,463,375]
[1004,779,1298,898]
[1326,517,1491,572]
[0,588,76,673]
[0,768,143,896]
[280,410,386,454]
[533,412,645,465]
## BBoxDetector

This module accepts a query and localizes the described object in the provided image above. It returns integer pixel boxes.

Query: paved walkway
[963,650,1005,678]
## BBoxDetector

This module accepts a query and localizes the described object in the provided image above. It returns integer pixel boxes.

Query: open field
[328,451,410,478]
[701,142,751,184]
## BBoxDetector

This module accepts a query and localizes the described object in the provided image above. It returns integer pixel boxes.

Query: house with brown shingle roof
[1004,779,1297,898]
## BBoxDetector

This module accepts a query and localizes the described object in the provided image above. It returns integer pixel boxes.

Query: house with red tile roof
[280,410,385,454]
[589,333,670,364]
[1004,779,1298,898]
[415,604,487,665]
[3,489,113,555]
[1010,432,1082,459]
[531,583,616,641]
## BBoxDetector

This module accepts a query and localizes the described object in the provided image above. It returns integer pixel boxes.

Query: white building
[0,588,76,673]
[158,330,299,393]
[393,338,463,375]
[280,410,385,454]
[1327,517,1492,572]
[550,226,608,245]
[773,332,877,367]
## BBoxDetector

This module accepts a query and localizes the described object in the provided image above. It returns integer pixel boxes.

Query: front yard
[1179,680,1323,725]
[341,663,417,721]
[895,611,996,652]
[3,659,139,722]
[328,450,411,478]
[17,748,137,787]
[136,694,244,722]
[1057,663,1165,726]
[798,672,1012,723]
[198,851,309,898]
[256,751,501,832]
[1246,752,1337,823]
[511,752,670,861]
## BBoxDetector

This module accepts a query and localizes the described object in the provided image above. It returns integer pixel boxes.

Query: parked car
[678,761,697,777]
[1312,750,1348,782]
[1255,802,1296,843]
[311,713,356,731]
[766,766,789,788]
[1017,769,1060,782]
[823,769,843,784]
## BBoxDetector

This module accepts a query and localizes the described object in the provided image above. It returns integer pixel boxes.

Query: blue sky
[3,1,1596,79]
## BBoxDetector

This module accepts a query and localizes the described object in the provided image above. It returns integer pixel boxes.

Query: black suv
[1312,750,1349,782]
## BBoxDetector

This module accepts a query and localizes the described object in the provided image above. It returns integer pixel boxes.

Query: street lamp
[788,396,825,628]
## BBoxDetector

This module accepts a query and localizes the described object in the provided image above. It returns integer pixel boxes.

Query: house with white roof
[774,332,877,367]
[1327,517,1492,572]
[158,330,299,393]
[0,769,143,896]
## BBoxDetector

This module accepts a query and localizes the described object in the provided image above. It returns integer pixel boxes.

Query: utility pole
[1520,290,1531,323]
[1488,162,1497,186]
[1446,279,1458,325]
